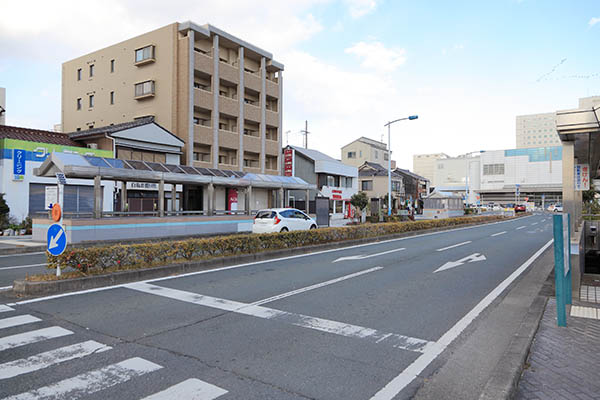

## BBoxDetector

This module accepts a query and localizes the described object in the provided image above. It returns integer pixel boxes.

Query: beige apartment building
[412,153,448,184]
[62,22,283,175]
[341,137,395,168]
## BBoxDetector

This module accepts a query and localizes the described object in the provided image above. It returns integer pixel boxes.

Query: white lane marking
[516,226,526,230]
[0,286,13,291]
[0,305,14,312]
[0,252,44,258]
[0,263,47,271]
[251,267,383,306]
[141,378,228,400]
[531,222,538,226]
[491,231,507,237]
[370,238,554,400]
[333,248,405,263]
[9,215,534,307]
[0,315,41,330]
[0,327,73,351]
[434,253,487,273]
[0,240,45,247]
[126,282,433,353]
[436,241,471,252]
[4,357,162,400]
[0,340,112,380]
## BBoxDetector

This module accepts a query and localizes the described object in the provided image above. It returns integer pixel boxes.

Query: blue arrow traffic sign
[47,224,67,256]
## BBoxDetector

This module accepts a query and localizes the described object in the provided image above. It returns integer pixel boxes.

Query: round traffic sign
[52,204,62,222]
[47,224,67,256]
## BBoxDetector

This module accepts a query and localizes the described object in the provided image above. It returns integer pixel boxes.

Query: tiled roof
[394,167,429,182]
[359,161,403,178]
[0,124,81,146]
[67,116,155,139]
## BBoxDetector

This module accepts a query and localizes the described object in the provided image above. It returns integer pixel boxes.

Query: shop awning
[34,153,316,190]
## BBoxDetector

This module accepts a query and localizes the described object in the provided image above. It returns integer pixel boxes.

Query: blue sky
[1,0,598,168]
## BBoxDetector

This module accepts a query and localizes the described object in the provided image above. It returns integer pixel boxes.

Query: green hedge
[48,215,513,273]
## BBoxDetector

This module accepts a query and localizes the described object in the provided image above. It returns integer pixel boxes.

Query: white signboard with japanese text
[575,164,590,191]
[45,186,58,209]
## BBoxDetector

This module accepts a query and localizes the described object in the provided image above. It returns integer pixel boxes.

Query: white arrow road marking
[332,248,405,263]
[516,226,526,230]
[436,241,471,252]
[48,228,64,250]
[141,378,228,400]
[434,253,487,273]
[491,231,506,237]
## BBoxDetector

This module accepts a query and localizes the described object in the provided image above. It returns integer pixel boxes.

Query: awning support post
[171,184,177,213]
[94,176,102,219]
[246,186,253,215]
[158,179,165,217]
[121,181,127,213]
[278,188,284,208]
[208,183,214,216]
[306,189,310,214]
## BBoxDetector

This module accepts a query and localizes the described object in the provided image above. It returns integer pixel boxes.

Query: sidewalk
[515,291,600,400]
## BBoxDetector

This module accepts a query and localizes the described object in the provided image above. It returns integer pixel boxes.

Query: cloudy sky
[1,0,599,169]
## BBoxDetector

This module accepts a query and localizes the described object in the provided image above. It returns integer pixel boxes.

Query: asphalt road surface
[0,252,48,290]
[0,214,553,399]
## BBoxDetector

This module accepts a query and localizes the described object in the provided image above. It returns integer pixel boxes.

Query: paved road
[0,252,49,290]
[0,214,553,399]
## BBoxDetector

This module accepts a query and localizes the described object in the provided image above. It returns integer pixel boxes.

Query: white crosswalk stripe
[141,378,228,400]
[0,340,112,380]
[0,305,14,313]
[0,327,73,352]
[0,315,41,330]
[3,357,163,400]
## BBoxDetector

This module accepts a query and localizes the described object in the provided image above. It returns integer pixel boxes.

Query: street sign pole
[553,213,572,327]
[56,181,63,277]
[49,173,68,276]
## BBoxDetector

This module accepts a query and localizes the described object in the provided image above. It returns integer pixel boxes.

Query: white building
[433,154,481,204]
[412,153,449,184]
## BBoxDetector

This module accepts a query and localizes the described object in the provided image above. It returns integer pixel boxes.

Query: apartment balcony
[194,88,213,109]
[266,110,279,127]
[194,51,214,74]
[244,70,261,92]
[218,129,239,148]
[219,61,239,83]
[244,135,261,153]
[266,79,279,98]
[219,95,239,116]
[244,104,261,123]
[194,124,213,144]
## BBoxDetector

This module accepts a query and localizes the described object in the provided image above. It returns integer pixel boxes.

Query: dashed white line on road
[3,357,162,400]
[0,263,47,270]
[141,378,228,400]
[0,327,73,351]
[126,282,434,353]
[0,286,13,292]
[516,226,526,230]
[370,238,554,400]
[0,252,45,258]
[251,267,382,306]
[491,231,507,237]
[0,340,111,380]
[0,315,41,330]
[333,248,405,263]
[531,222,538,226]
[436,241,471,252]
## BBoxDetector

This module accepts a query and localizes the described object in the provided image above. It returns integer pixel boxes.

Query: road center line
[436,241,471,252]
[0,263,47,271]
[531,222,538,226]
[250,267,383,306]
[0,252,45,258]
[491,231,507,237]
[125,282,433,353]
[370,238,554,400]
[516,226,526,230]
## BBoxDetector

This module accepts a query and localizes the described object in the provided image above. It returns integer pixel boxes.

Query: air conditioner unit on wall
[87,143,98,149]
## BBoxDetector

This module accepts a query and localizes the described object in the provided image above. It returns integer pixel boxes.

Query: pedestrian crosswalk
[0,305,228,399]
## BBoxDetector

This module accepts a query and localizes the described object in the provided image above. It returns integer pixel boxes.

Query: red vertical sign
[284,148,293,177]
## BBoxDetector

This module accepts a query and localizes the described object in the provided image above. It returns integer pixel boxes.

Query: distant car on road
[514,204,526,213]
[252,208,317,233]
[553,203,563,212]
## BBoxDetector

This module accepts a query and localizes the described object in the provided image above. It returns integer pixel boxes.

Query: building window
[384,152,389,161]
[110,59,115,73]
[135,45,155,63]
[110,91,115,105]
[345,177,353,188]
[89,94,94,108]
[76,98,82,110]
[347,151,356,159]
[361,180,373,191]
[89,64,94,77]
[327,175,335,187]
[483,164,505,175]
[134,80,155,97]
[359,150,362,157]
[374,150,378,159]
[77,68,81,81]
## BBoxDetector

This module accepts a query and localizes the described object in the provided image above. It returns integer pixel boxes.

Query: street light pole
[384,115,418,216]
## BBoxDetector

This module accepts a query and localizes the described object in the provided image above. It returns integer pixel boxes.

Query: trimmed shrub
[47,214,515,273]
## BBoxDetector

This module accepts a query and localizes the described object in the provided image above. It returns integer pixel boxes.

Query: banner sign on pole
[575,164,590,191]
[553,213,572,327]
[13,149,26,181]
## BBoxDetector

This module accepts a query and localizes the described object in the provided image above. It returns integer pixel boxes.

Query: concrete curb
[13,215,526,297]
[479,295,548,400]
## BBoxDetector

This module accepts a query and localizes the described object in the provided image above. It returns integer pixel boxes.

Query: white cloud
[589,17,600,27]
[344,41,406,72]
[343,0,379,18]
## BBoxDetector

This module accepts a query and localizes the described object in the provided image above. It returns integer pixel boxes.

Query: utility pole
[300,120,310,149]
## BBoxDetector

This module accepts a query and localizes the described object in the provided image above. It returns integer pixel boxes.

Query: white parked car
[252,208,317,233]
[553,204,563,212]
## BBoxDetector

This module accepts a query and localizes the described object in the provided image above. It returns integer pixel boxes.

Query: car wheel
[280,227,289,232]
[310,225,317,230]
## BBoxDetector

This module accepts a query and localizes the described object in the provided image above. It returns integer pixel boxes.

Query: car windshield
[255,211,276,219]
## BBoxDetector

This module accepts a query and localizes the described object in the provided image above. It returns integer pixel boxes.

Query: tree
[350,192,369,211]
[0,193,9,229]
